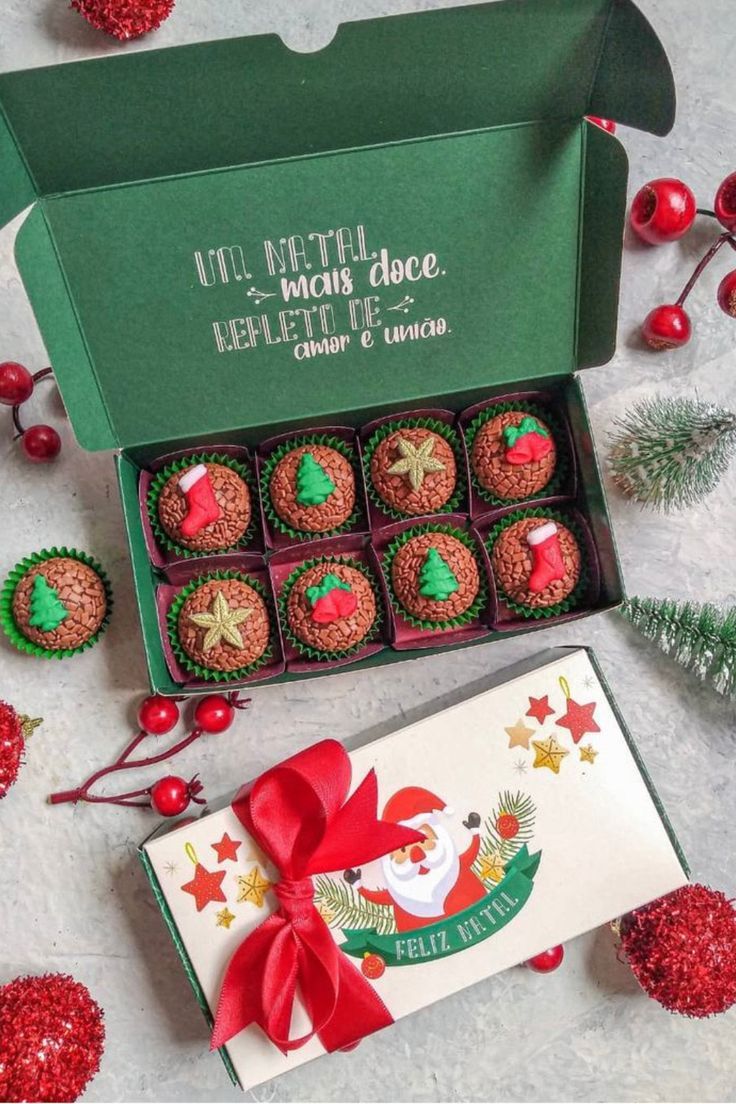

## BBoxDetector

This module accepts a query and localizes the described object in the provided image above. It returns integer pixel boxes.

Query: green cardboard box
[0,0,675,692]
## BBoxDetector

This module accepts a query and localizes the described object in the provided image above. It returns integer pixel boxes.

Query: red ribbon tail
[318,952,395,1052]
[210,915,284,1051]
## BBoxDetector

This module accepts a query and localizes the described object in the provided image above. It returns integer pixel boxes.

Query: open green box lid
[0,0,674,453]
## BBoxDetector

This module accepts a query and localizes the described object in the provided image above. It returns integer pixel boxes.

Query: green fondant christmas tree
[418,547,459,601]
[28,573,68,631]
[295,452,336,506]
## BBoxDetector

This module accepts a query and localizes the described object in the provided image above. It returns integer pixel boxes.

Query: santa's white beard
[381,821,460,919]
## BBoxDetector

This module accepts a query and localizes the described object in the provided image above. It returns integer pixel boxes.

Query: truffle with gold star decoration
[505,718,535,750]
[387,435,447,490]
[579,744,598,764]
[532,734,569,774]
[236,865,272,908]
[187,590,252,653]
[216,907,236,930]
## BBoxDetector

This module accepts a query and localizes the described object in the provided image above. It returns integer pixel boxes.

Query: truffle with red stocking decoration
[0,973,104,1103]
[178,463,223,538]
[619,883,736,1017]
[526,521,565,593]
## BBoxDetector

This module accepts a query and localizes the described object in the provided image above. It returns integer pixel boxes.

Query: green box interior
[0,0,675,692]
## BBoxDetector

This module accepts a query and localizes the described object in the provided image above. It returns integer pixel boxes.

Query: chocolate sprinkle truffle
[156,460,251,552]
[491,515,581,611]
[177,577,270,673]
[471,410,557,501]
[268,443,356,535]
[369,426,458,516]
[11,556,108,651]
[390,530,480,625]
[285,560,377,657]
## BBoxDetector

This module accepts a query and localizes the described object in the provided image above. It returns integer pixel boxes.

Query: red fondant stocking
[526,521,565,593]
[178,464,222,538]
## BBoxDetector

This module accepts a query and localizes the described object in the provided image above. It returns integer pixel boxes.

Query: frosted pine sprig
[622,596,736,698]
[608,396,736,511]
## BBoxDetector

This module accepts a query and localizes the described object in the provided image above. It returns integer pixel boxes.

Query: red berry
[150,775,191,817]
[586,116,616,134]
[496,813,520,840]
[717,270,736,317]
[21,424,61,462]
[714,172,736,231]
[641,304,692,350]
[630,178,696,244]
[0,361,34,406]
[194,694,234,734]
[361,953,386,980]
[526,945,564,973]
[138,694,180,735]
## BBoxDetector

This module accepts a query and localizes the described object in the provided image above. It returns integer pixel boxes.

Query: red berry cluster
[630,174,736,349]
[48,692,249,814]
[0,363,61,462]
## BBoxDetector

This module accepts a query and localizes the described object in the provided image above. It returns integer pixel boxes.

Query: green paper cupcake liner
[383,523,488,631]
[362,417,466,521]
[147,453,257,559]
[279,555,383,661]
[486,507,590,620]
[464,400,569,507]
[167,570,275,682]
[260,435,363,541]
[0,547,113,660]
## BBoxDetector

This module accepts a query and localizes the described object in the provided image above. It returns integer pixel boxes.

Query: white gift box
[141,646,688,1092]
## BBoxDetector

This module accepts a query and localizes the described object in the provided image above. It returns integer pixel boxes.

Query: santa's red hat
[382,786,453,826]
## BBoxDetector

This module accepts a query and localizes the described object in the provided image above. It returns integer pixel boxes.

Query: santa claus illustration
[344,786,486,932]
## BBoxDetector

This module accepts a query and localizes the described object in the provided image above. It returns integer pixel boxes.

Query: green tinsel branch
[622,597,736,698]
[609,396,736,511]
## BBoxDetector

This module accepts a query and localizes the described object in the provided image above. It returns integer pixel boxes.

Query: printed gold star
[387,435,446,491]
[216,906,236,929]
[579,744,598,764]
[188,590,253,652]
[19,714,43,740]
[236,865,272,908]
[505,718,535,750]
[478,851,506,883]
[532,734,569,775]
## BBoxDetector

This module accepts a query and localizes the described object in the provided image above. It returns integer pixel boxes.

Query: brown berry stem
[11,367,54,439]
[676,232,736,306]
[696,208,717,219]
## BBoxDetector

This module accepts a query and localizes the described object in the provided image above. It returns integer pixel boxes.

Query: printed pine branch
[622,597,736,699]
[476,790,536,875]
[313,875,396,935]
[608,396,736,511]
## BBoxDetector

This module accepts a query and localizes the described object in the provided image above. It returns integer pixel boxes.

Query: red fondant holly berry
[194,693,235,734]
[138,694,180,735]
[714,172,736,232]
[150,774,204,817]
[717,270,736,317]
[641,304,692,350]
[0,361,34,406]
[361,952,386,980]
[630,178,697,244]
[21,424,61,463]
[496,813,520,840]
[526,945,564,973]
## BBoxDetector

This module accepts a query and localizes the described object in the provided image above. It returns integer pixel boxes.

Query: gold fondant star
[579,744,598,764]
[532,734,569,775]
[505,718,535,750]
[478,851,506,883]
[216,907,236,929]
[387,436,446,491]
[236,865,272,908]
[188,590,252,652]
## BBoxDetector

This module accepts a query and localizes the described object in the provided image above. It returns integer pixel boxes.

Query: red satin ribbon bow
[210,739,423,1054]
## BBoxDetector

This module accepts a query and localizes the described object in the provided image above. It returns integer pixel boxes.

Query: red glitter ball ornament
[70,0,175,41]
[620,883,736,1017]
[0,973,105,1102]
[0,701,24,800]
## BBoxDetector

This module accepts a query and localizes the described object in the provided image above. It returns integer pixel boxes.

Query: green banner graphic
[341,846,542,966]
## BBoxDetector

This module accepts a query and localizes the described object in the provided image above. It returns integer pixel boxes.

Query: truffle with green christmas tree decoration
[621,596,736,699]
[418,546,459,601]
[608,395,736,511]
[295,451,336,506]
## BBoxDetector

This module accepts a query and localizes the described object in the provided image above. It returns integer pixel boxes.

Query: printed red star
[526,695,554,725]
[181,863,227,912]
[211,832,242,864]
[557,697,600,744]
